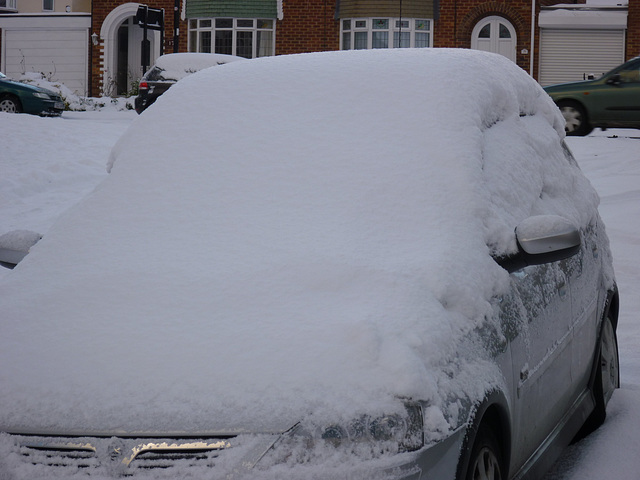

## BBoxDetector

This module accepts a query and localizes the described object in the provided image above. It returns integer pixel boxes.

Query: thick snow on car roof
[145,52,244,81]
[0,49,598,434]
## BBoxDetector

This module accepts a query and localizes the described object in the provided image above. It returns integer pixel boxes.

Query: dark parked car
[0,71,64,116]
[134,52,244,113]
[544,56,640,136]
[0,49,619,480]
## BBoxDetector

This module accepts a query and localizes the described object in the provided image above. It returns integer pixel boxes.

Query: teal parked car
[0,71,64,116]
[544,57,640,136]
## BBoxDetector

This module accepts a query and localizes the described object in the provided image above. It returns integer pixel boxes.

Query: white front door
[472,16,517,62]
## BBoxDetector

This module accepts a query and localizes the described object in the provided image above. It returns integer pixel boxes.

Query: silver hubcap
[472,446,501,480]
[560,106,582,133]
[601,317,619,404]
[0,99,17,113]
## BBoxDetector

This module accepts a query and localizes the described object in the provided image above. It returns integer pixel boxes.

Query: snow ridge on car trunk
[0,49,597,434]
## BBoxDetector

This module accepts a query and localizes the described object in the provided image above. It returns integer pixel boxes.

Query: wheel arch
[456,390,512,480]
[605,287,619,331]
[0,93,23,110]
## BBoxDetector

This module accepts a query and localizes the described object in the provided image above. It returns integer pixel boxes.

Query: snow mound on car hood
[0,49,596,433]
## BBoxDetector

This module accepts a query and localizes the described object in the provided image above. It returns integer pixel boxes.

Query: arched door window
[471,16,516,62]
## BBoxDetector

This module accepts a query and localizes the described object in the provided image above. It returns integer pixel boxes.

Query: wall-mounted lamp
[65,5,71,12]
[91,32,99,46]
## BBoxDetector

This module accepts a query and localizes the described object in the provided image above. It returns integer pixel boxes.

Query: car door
[504,259,575,468]
[590,58,640,126]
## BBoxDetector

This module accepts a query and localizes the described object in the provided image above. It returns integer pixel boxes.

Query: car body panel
[0,72,64,116]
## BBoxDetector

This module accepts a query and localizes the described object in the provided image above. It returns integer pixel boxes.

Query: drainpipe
[530,0,536,77]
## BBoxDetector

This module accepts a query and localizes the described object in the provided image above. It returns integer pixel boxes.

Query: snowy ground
[0,109,638,478]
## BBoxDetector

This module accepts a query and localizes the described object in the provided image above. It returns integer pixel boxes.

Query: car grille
[13,435,233,476]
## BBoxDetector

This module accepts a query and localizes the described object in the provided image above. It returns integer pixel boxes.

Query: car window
[616,60,640,84]
[144,67,172,82]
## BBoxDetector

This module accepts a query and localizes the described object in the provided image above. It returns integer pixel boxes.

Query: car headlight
[259,403,424,469]
[32,92,51,99]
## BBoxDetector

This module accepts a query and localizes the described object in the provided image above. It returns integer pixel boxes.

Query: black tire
[579,314,619,438]
[0,95,22,113]
[465,424,504,480]
[557,100,593,136]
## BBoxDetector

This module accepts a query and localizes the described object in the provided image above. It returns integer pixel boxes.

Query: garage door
[539,29,625,86]
[3,28,88,95]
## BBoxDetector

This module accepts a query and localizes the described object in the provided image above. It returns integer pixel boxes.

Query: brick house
[1,0,638,97]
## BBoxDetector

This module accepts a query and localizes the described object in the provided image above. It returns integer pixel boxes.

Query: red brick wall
[276,0,339,55]
[434,0,584,77]
[627,0,640,60]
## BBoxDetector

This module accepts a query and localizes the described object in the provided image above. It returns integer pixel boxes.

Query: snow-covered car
[0,71,64,116]
[134,52,244,113]
[0,49,619,480]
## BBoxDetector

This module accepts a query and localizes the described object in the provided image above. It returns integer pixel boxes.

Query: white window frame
[341,18,433,50]
[0,0,18,11]
[188,18,276,59]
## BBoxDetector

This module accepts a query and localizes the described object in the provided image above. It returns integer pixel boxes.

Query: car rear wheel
[0,95,22,113]
[558,101,592,136]
[465,424,503,480]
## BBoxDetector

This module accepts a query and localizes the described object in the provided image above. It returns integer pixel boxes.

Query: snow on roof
[146,52,245,81]
[0,49,597,435]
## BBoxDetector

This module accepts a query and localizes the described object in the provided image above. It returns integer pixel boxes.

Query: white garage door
[3,29,88,95]
[539,28,625,86]
[0,15,91,96]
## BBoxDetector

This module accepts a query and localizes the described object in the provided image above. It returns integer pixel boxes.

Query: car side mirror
[606,74,622,86]
[0,230,42,269]
[496,215,581,272]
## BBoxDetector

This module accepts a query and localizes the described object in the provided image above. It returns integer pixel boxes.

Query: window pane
[43,0,53,10]
[199,31,212,53]
[355,20,367,29]
[395,20,409,29]
[343,19,351,30]
[479,24,490,38]
[237,19,253,28]
[257,19,273,29]
[393,31,410,48]
[415,32,430,48]
[236,31,253,58]
[499,23,511,38]
[189,19,197,29]
[216,18,232,28]
[215,30,232,55]
[372,19,388,29]
[342,32,351,50]
[200,19,212,28]
[354,31,368,49]
[415,19,430,31]
[189,30,197,52]
[372,31,388,48]
[256,30,273,57]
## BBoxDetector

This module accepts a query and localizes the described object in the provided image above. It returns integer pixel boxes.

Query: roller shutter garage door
[539,29,625,86]
[0,15,90,96]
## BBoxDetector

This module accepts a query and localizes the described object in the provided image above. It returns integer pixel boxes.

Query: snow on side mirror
[516,215,580,255]
[0,230,43,269]
[497,215,581,272]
